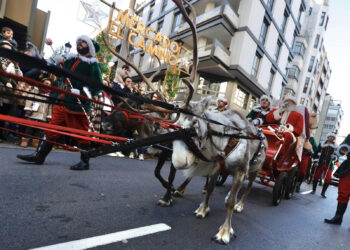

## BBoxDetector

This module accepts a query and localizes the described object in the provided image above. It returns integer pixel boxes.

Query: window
[297,5,303,23]
[319,38,324,52]
[288,65,300,79]
[309,7,312,15]
[291,30,297,48]
[251,52,262,77]
[314,34,320,49]
[268,68,276,89]
[274,40,282,62]
[172,13,183,33]
[320,12,326,26]
[313,59,319,75]
[308,80,314,95]
[308,56,315,72]
[281,10,288,33]
[161,0,168,13]
[158,20,164,32]
[259,18,269,44]
[303,77,310,93]
[233,87,249,109]
[148,3,155,21]
[267,0,274,11]
[293,42,305,56]
[325,16,329,30]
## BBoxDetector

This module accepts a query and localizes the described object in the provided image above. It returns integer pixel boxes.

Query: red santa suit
[266,107,304,162]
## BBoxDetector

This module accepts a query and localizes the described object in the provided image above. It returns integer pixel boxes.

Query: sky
[323,0,350,139]
[37,0,350,138]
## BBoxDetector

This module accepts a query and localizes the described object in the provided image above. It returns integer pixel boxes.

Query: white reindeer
[172,97,267,244]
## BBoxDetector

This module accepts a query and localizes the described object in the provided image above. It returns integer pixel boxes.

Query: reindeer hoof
[173,190,184,197]
[157,198,173,207]
[194,203,210,218]
[234,203,244,213]
[212,227,235,244]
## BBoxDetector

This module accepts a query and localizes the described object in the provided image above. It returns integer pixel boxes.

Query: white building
[316,94,343,143]
[284,0,331,113]
[126,0,306,114]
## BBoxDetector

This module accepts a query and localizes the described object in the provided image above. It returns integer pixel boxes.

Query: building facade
[315,94,343,143]
[284,0,331,113]
[127,0,306,113]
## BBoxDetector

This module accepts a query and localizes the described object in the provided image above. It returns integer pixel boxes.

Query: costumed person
[215,97,228,112]
[295,111,318,192]
[305,136,319,184]
[265,95,304,162]
[20,73,55,148]
[246,95,271,125]
[324,148,350,225]
[311,132,338,197]
[17,35,103,170]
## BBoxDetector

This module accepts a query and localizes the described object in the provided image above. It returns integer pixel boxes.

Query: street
[1,144,349,250]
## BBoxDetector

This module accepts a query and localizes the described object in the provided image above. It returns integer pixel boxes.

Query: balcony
[171,0,239,50]
[179,39,231,78]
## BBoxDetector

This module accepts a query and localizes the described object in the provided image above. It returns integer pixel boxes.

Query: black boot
[311,179,318,194]
[16,140,53,165]
[70,144,90,170]
[321,183,329,198]
[295,176,304,193]
[324,202,348,225]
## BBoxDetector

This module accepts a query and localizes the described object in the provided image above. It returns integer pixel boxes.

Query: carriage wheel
[285,167,299,200]
[272,171,287,206]
[216,173,229,186]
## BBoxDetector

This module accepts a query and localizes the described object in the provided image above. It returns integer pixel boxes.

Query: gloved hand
[5,82,12,88]
[70,88,80,95]
[253,119,260,126]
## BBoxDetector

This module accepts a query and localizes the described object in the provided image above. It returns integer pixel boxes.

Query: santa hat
[76,35,100,57]
[327,132,336,139]
[283,95,298,105]
[217,97,228,105]
[260,95,271,103]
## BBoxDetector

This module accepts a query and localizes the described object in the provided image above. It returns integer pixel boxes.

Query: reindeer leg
[158,163,176,207]
[234,171,258,213]
[202,176,209,194]
[173,177,192,197]
[154,153,174,206]
[213,170,245,244]
[195,171,219,219]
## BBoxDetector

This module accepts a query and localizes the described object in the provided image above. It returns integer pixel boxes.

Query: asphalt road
[1,143,350,250]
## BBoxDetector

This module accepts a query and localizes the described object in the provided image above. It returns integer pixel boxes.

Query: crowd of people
[0,30,147,168]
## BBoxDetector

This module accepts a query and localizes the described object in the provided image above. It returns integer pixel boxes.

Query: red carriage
[256,125,300,206]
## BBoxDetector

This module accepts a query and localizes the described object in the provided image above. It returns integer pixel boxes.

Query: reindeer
[172,96,267,244]
[99,0,200,206]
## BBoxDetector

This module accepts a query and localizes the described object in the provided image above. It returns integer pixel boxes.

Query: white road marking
[30,223,171,250]
[300,190,313,195]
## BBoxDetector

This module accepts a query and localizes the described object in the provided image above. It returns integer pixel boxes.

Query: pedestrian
[113,64,131,84]
[19,73,55,148]
[311,132,338,197]
[0,27,17,49]
[246,95,271,125]
[17,35,103,171]
[324,151,350,224]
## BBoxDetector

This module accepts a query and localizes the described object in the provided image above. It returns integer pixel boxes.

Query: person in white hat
[312,132,338,197]
[246,95,271,126]
[265,95,304,165]
[215,97,228,112]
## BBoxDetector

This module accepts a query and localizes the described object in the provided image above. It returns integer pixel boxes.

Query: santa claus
[265,95,304,162]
